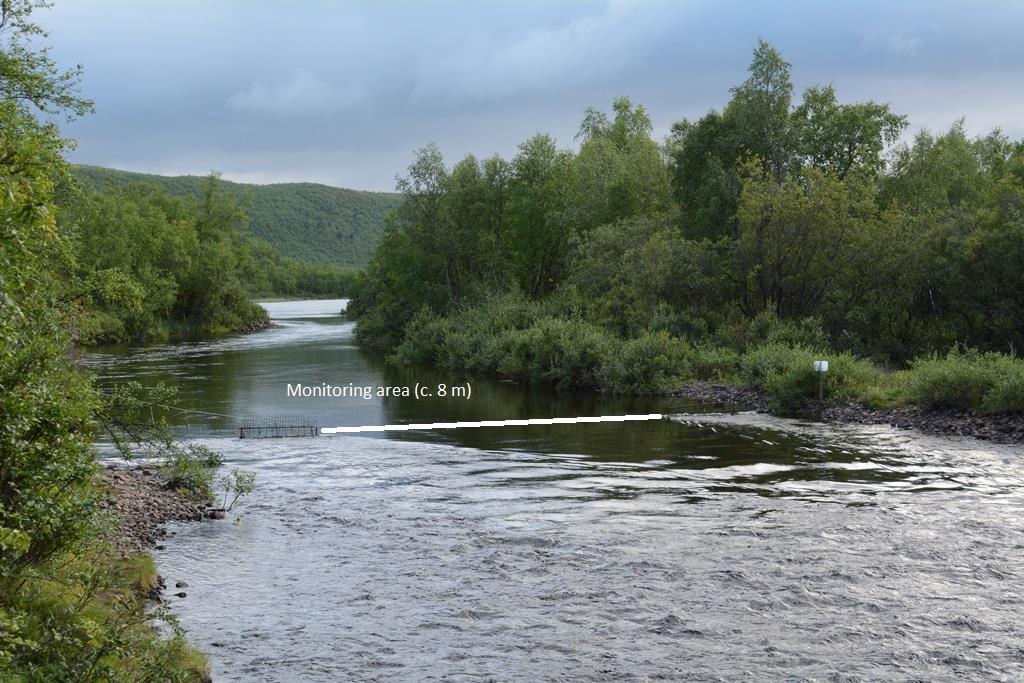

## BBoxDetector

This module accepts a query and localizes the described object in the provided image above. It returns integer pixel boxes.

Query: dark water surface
[83,300,1024,681]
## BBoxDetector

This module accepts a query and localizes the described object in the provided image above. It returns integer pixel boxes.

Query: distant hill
[73,165,401,267]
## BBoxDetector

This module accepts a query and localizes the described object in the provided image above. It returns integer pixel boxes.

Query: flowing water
[83,300,1024,681]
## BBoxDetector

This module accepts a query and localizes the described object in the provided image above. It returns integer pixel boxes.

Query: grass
[118,553,161,596]
[2,548,210,682]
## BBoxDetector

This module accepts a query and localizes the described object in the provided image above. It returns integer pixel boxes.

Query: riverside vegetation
[0,3,252,679]
[351,41,1024,418]
[59,172,361,344]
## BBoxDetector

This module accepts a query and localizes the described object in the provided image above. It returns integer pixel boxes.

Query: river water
[82,300,1024,681]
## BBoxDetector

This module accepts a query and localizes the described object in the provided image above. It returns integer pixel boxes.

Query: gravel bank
[672,382,1024,444]
[97,466,210,553]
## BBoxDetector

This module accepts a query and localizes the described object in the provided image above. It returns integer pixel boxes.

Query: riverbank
[673,382,1024,444]
[96,465,215,679]
[98,466,214,553]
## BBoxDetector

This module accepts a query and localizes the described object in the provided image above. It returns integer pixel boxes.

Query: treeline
[59,177,358,344]
[74,164,402,267]
[352,41,1024,412]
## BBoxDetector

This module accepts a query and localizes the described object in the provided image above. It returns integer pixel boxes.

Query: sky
[38,0,1024,192]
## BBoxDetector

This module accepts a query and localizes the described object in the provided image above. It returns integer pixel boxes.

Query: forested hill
[73,165,401,267]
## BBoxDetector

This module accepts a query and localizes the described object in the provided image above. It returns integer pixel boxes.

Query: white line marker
[320,413,664,434]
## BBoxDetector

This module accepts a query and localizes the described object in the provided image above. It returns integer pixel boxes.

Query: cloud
[226,70,369,117]
[410,0,685,104]
[860,29,924,58]
[47,1,1024,190]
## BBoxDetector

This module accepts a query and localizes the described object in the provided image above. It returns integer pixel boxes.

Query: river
[82,300,1024,681]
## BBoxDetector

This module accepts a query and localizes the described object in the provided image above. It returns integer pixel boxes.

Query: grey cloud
[859,29,924,58]
[226,71,370,118]
[36,0,1024,191]
[410,0,688,104]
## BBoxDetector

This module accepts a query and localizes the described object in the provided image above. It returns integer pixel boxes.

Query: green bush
[718,310,829,352]
[496,317,614,389]
[905,349,1024,413]
[160,445,224,500]
[740,344,882,413]
[394,296,716,393]
[688,345,741,381]
[981,372,1024,413]
[389,307,453,367]
[598,331,691,393]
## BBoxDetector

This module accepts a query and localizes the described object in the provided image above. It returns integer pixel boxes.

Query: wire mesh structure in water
[238,416,319,439]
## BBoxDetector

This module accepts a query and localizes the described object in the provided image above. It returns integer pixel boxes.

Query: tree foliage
[1,5,213,678]
[58,174,361,344]
[354,41,1024,407]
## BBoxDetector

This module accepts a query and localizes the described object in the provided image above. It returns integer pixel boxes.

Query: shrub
[981,372,1024,414]
[160,444,223,500]
[496,317,614,389]
[389,307,452,367]
[390,292,550,373]
[740,344,882,413]
[598,331,691,393]
[718,309,829,352]
[219,468,257,511]
[905,349,1024,413]
[689,345,741,382]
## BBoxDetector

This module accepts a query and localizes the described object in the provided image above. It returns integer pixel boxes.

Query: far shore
[673,382,1024,445]
[253,295,350,303]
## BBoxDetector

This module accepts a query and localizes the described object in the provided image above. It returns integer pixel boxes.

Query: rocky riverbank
[671,382,771,413]
[672,382,1024,444]
[97,466,212,553]
[822,403,1024,443]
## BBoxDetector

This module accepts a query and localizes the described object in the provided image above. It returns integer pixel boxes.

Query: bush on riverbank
[161,445,225,500]
[390,292,1024,416]
[739,344,885,413]
[904,350,1024,413]
[597,331,691,393]
[391,296,696,393]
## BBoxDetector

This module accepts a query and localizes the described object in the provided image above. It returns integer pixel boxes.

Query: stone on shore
[97,466,209,553]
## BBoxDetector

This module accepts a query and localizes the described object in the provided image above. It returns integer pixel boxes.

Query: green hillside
[73,165,400,267]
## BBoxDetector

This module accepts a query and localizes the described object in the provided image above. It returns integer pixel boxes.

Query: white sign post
[814,360,829,416]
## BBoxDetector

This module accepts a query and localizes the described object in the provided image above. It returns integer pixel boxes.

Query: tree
[507,134,573,297]
[573,97,670,230]
[791,85,906,179]
[670,40,794,240]
[732,163,879,321]
[724,39,794,182]
[0,0,91,118]
[671,41,905,240]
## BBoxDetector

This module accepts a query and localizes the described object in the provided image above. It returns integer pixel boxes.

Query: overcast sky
[40,0,1024,191]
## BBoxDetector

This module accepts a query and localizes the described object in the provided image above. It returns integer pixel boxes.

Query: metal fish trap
[238,416,319,439]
